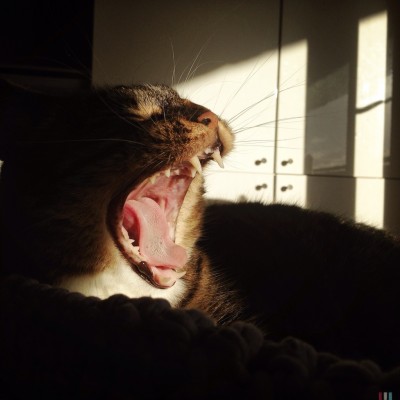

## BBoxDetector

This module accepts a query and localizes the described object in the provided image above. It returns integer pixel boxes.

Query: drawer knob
[255,183,268,191]
[281,158,293,166]
[254,158,267,166]
[280,184,293,192]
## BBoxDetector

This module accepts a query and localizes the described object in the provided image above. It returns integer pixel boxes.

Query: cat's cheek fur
[174,173,204,252]
[57,257,187,306]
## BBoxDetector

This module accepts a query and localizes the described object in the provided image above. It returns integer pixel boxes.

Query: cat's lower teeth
[121,226,130,240]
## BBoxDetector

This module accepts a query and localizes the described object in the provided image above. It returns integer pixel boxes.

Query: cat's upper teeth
[149,173,160,184]
[211,148,224,168]
[147,147,223,184]
[189,167,196,178]
[189,156,203,175]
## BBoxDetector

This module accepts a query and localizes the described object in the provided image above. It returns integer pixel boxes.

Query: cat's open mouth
[112,123,230,289]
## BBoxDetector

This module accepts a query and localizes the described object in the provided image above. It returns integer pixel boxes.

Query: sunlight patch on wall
[355,178,385,228]
[354,10,388,229]
[354,11,388,178]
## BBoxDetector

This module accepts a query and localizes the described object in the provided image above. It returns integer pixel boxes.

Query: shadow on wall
[92,0,280,86]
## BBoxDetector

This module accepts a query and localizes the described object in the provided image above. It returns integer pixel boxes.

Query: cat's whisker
[16,138,148,147]
[226,80,306,127]
[230,106,276,131]
[213,74,230,113]
[277,64,307,93]
[169,39,177,87]
[180,37,213,86]
[186,61,216,83]
[219,55,274,117]
[233,135,303,152]
[231,113,309,135]
[227,92,277,125]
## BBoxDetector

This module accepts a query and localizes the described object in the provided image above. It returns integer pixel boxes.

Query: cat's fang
[189,156,202,174]
[149,174,158,184]
[211,148,224,168]
[164,169,171,177]
[175,270,187,279]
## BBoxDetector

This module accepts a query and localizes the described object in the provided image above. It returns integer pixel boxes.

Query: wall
[93,0,400,233]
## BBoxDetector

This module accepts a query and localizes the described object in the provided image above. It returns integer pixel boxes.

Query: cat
[2,80,400,370]
[0,80,241,324]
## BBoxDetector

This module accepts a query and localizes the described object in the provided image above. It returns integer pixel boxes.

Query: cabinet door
[275,37,307,175]
[204,172,274,203]
[277,0,393,178]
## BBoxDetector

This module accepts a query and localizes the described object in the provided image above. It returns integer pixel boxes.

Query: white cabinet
[272,0,399,234]
[93,0,400,233]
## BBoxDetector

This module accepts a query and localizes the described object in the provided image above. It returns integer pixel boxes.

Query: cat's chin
[109,122,231,290]
[58,258,187,306]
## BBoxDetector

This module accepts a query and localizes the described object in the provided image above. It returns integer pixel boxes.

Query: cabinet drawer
[275,175,307,205]
[208,141,275,174]
[204,171,274,203]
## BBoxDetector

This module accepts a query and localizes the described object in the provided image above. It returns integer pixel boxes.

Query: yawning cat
[0,81,240,323]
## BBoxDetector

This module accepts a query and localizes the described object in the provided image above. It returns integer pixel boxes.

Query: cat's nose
[197,111,218,130]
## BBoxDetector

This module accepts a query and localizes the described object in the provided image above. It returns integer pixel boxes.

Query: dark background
[0,0,93,86]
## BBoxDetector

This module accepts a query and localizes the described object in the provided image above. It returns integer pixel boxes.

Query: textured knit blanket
[1,275,399,400]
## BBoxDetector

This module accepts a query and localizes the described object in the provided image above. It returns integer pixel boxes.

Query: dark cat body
[200,202,400,369]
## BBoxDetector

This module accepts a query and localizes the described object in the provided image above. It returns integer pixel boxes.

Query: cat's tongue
[124,198,188,269]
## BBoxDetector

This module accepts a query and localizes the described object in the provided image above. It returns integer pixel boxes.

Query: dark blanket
[1,202,400,399]
[1,275,400,400]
